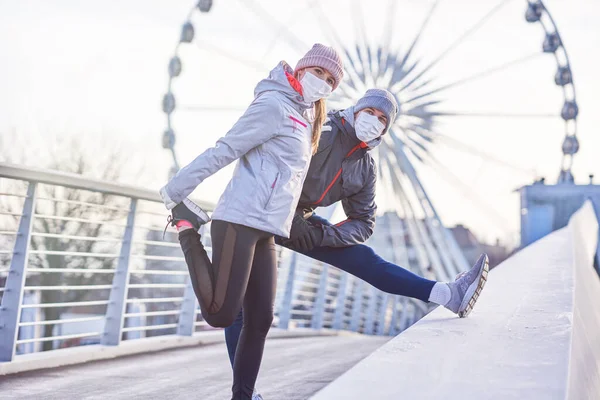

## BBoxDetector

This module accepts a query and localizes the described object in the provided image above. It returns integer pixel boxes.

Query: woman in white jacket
[160,44,344,400]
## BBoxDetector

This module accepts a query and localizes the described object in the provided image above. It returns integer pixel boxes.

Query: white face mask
[300,71,332,103]
[355,112,385,143]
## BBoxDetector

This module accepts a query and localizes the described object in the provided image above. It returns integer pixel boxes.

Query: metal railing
[0,163,429,362]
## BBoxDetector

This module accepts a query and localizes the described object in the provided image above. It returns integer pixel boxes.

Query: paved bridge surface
[2,334,389,400]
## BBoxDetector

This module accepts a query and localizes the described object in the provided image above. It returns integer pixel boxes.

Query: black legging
[178,219,277,400]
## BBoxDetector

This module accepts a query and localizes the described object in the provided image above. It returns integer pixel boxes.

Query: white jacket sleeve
[163,95,283,204]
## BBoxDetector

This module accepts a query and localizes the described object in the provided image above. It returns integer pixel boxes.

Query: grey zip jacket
[162,62,314,237]
[298,107,377,247]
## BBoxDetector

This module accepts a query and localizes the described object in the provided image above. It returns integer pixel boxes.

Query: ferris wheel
[160,0,578,278]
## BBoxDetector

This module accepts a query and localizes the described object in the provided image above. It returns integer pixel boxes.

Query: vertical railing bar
[0,182,37,361]
[177,225,204,336]
[101,198,137,345]
[376,293,390,336]
[278,252,298,329]
[388,296,401,336]
[398,297,410,333]
[364,286,378,335]
[350,280,365,332]
[311,263,329,330]
[332,272,348,330]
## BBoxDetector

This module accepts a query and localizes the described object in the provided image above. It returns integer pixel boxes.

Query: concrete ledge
[567,202,600,399]
[0,328,338,376]
[312,201,600,400]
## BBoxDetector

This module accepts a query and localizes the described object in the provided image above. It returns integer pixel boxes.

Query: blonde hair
[311,98,326,155]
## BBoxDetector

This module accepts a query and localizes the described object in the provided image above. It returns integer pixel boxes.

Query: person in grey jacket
[159,44,344,400]
[224,90,489,398]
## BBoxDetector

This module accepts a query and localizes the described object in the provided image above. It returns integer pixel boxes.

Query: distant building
[367,211,510,272]
[519,177,600,274]
[449,224,509,269]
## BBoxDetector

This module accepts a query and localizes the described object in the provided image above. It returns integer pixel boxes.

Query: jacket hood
[340,106,356,127]
[254,62,313,112]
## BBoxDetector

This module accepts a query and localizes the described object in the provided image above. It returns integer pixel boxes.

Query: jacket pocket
[265,171,280,210]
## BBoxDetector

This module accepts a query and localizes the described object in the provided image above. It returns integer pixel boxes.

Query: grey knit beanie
[295,44,344,90]
[355,89,399,133]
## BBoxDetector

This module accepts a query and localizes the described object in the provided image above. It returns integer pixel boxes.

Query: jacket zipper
[289,116,307,127]
[312,143,363,205]
[265,173,280,209]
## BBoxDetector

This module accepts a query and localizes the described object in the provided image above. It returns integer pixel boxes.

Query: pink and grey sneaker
[163,198,211,236]
[444,254,489,318]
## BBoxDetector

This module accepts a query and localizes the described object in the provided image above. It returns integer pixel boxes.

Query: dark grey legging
[178,219,277,400]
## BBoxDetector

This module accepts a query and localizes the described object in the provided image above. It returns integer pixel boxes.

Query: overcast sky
[1,0,598,246]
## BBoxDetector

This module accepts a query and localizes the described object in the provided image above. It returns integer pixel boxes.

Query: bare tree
[1,135,143,351]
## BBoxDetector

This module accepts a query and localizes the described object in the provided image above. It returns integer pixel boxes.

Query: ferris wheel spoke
[367,43,380,84]
[418,151,514,231]
[260,0,335,60]
[402,52,542,105]
[310,3,346,54]
[351,0,375,86]
[401,124,538,177]
[339,81,363,99]
[388,137,513,233]
[437,135,538,177]
[388,128,427,164]
[331,82,362,103]
[341,47,370,93]
[381,0,440,90]
[394,0,515,94]
[239,0,309,54]
[399,0,440,71]
[384,58,422,91]
[402,125,434,146]
[310,3,366,93]
[379,0,399,66]
[406,134,430,155]
[407,78,435,95]
[381,149,451,280]
[195,40,270,74]
[383,141,465,276]
[404,141,428,164]
[401,100,443,116]
[373,0,398,84]
[404,110,559,119]
[395,122,435,143]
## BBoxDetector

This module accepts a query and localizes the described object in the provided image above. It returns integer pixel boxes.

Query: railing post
[349,280,365,332]
[375,293,390,336]
[398,297,410,332]
[364,287,378,335]
[0,182,37,362]
[278,252,297,329]
[177,279,198,336]
[311,263,328,330]
[101,198,136,346]
[388,297,401,336]
[177,226,204,336]
[332,273,348,330]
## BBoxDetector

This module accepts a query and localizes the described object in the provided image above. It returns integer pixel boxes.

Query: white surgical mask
[355,112,385,143]
[300,72,332,103]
